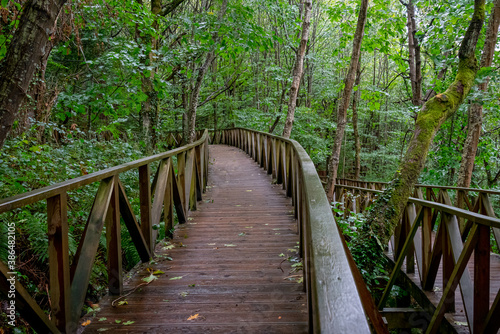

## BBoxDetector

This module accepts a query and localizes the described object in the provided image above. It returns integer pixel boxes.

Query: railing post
[47,193,71,333]
[139,164,153,254]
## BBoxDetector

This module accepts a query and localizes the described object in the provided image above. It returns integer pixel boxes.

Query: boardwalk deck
[82,145,307,333]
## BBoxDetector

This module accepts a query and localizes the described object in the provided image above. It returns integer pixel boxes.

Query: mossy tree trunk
[361,0,485,249]
[0,0,68,150]
[282,0,312,139]
[326,0,369,201]
[456,0,500,194]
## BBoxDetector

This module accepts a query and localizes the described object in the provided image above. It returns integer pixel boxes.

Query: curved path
[83,145,307,333]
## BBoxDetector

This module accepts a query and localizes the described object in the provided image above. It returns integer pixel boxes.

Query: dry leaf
[187,314,200,320]
[82,320,91,326]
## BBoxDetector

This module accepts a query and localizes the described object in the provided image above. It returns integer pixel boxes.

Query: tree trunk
[0,0,68,149]
[403,0,422,107]
[352,63,363,180]
[362,0,485,249]
[185,0,227,144]
[456,0,500,193]
[282,0,312,139]
[326,0,369,201]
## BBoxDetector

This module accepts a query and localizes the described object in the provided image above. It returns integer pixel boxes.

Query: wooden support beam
[117,181,151,262]
[70,177,114,324]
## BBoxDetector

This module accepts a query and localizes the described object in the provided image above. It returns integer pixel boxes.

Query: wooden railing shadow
[335,178,500,333]
[0,130,209,333]
[214,128,387,333]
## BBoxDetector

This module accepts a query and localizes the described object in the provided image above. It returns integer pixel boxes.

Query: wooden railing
[215,128,385,333]
[334,179,500,333]
[0,130,209,333]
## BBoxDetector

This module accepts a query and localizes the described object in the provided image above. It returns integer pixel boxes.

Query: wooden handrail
[0,130,209,333]
[336,178,500,195]
[335,181,500,333]
[216,128,380,333]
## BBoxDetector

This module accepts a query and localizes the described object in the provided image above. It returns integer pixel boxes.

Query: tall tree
[326,0,369,201]
[0,0,68,150]
[359,0,485,249]
[401,0,422,107]
[184,0,228,144]
[456,0,500,193]
[282,0,312,138]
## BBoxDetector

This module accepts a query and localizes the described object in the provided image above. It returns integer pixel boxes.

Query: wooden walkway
[82,145,307,333]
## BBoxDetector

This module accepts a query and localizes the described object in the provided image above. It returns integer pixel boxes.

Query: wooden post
[106,177,122,295]
[47,193,71,332]
[139,164,153,254]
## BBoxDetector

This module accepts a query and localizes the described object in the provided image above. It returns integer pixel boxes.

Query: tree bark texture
[0,0,68,150]
[282,0,312,139]
[456,0,500,193]
[352,63,363,180]
[404,0,422,107]
[366,0,485,247]
[326,0,369,201]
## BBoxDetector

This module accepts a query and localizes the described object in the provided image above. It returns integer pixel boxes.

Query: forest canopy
[0,0,499,193]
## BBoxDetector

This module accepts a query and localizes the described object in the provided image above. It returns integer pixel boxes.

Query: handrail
[336,178,500,195]
[335,181,500,333]
[215,128,381,333]
[0,130,209,333]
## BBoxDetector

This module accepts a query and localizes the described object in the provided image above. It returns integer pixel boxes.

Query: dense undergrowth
[0,125,175,332]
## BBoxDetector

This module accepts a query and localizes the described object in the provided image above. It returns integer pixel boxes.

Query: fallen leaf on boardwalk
[454,321,468,326]
[117,300,128,306]
[153,270,165,275]
[224,244,236,247]
[123,321,135,325]
[165,256,173,261]
[278,316,282,319]
[163,244,175,250]
[187,314,200,320]
[246,190,252,192]
[279,253,285,257]
[142,274,158,283]
[245,226,253,228]
[275,233,280,235]
[207,243,216,246]
[82,320,91,326]
[170,276,183,280]
[235,205,241,207]
[97,328,109,332]
[189,284,196,287]
[98,317,107,322]
[180,291,189,297]
[238,232,246,236]
[115,320,122,324]
[187,217,194,221]
[163,300,170,302]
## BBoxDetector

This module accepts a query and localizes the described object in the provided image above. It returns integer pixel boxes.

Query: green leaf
[170,276,183,280]
[142,274,158,283]
[123,321,135,325]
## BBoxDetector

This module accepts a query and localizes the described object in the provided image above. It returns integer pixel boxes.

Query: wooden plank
[70,177,114,323]
[473,224,489,333]
[423,222,443,290]
[164,165,174,239]
[151,159,170,231]
[171,163,187,224]
[139,164,153,254]
[47,193,71,332]
[177,151,187,215]
[0,262,60,333]
[106,176,122,296]
[117,180,151,262]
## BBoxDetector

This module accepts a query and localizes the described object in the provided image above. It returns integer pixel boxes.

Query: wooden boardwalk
[82,145,307,333]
